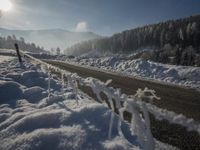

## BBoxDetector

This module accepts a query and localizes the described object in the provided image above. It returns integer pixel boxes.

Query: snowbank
[0,56,179,150]
[0,55,14,63]
[65,56,200,89]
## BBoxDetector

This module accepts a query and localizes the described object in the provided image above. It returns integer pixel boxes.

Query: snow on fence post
[130,88,160,150]
[67,74,79,105]
[108,112,114,139]
[73,75,79,105]
[142,103,155,150]
[61,72,65,96]
[47,66,51,102]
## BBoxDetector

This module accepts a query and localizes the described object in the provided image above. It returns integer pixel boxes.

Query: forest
[66,15,200,66]
[0,35,47,53]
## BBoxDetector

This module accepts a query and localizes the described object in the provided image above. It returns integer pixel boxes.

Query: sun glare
[0,0,12,12]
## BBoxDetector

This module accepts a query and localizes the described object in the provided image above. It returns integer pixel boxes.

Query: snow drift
[64,56,200,89]
[0,56,182,150]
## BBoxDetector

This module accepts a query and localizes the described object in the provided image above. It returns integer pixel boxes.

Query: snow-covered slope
[65,56,200,89]
[0,57,178,150]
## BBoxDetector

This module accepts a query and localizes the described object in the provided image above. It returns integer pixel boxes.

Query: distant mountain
[0,28,101,50]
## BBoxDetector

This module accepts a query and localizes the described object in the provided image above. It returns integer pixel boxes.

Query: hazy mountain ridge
[0,28,101,50]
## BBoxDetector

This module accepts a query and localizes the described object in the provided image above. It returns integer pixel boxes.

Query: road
[0,51,199,149]
[45,60,200,150]
[46,60,200,121]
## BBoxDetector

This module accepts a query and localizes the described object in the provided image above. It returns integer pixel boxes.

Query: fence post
[14,43,22,64]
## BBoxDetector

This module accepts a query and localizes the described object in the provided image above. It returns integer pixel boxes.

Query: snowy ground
[64,55,200,90]
[0,56,178,150]
[0,55,15,63]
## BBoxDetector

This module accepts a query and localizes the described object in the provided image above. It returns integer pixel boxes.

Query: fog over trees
[0,28,101,50]
[66,15,200,66]
[0,35,47,53]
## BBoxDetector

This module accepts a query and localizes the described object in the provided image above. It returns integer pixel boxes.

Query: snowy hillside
[0,56,180,150]
[64,56,200,89]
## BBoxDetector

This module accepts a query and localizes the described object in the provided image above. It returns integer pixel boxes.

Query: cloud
[75,21,89,32]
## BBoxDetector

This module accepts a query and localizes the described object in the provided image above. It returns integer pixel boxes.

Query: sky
[0,0,200,36]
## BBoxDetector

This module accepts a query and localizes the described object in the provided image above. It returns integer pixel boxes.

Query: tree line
[0,35,47,53]
[66,15,200,66]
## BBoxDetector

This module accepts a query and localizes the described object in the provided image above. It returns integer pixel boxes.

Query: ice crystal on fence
[47,67,51,102]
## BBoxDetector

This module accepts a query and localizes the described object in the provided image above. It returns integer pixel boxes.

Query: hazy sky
[0,0,200,35]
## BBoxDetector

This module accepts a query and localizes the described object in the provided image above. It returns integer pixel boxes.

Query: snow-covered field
[0,56,178,150]
[0,55,14,63]
[64,55,200,89]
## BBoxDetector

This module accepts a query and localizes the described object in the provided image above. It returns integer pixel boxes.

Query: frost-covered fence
[23,52,200,150]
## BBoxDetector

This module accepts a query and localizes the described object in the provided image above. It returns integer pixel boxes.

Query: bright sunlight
[0,0,12,12]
